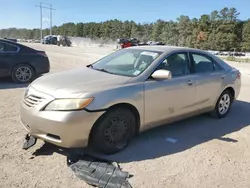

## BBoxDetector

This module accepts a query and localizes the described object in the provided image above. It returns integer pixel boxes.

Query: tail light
[236,71,241,79]
[37,51,47,57]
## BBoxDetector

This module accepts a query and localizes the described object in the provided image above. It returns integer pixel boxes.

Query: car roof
[0,39,37,51]
[130,45,208,54]
[0,38,17,44]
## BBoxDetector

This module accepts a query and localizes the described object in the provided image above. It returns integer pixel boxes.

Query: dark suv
[42,36,57,45]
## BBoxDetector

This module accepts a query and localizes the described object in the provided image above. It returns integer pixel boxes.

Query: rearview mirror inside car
[133,52,140,58]
[151,69,172,80]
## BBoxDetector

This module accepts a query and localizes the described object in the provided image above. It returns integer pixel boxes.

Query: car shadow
[0,78,29,89]
[31,100,250,163]
[31,142,85,158]
[105,100,250,162]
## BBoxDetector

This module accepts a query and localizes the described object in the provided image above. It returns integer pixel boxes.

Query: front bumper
[20,89,104,148]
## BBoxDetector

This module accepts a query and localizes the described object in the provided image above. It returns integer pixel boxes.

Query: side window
[191,53,214,73]
[0,43,4,52]
[0,42,18,52]
[4,43,18,52]
[157,53,190,77]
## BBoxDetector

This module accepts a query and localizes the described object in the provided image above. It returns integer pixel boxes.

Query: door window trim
[0,41,20,54]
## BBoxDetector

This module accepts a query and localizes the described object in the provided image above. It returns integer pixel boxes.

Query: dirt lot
[1,44,250,188]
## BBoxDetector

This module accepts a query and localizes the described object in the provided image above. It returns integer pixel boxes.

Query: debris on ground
[22,134,37,150]
[67,154,133,188]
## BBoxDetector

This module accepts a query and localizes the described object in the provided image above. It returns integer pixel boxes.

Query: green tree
[242,21,250,51]
[76,23,83,37]
[177,15,192,46]
[151,19,165,41]
[0,7,249,52]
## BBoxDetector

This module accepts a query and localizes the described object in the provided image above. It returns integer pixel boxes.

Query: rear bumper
[234,78,241,99]
[32,58,50,75]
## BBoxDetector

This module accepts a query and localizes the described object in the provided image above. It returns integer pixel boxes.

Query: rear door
[189,52,225,109]
[0,42,19,77]
[144,52,197,128]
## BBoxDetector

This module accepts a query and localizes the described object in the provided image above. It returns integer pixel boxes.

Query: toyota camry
[20,46,241,154]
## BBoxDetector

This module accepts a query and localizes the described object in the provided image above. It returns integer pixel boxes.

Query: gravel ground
[1,44,250,188]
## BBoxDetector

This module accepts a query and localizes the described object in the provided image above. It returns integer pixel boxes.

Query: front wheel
[90,108,136,155]
[211,90,233,118]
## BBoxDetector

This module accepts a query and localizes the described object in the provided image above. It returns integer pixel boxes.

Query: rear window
[212,55,232,71]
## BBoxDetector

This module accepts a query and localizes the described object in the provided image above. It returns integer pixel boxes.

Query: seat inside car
[159,54,189,76]
[136,55,154,71]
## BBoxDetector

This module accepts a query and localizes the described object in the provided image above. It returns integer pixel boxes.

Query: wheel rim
[218,93,231,115]
[104,116,129,149]
[15,66,32,82]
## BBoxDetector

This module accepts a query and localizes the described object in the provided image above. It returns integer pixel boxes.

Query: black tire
[11,64,35,84]
[90,107,136,155]
[210,89,233,119]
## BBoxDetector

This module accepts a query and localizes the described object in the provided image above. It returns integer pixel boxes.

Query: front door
[144,52,197,128]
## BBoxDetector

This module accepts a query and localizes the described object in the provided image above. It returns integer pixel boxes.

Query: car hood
[30,67,131,98]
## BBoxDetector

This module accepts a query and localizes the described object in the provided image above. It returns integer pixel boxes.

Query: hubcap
[218,93,231,115]
[104,116,128,148]
[16,66,32,82]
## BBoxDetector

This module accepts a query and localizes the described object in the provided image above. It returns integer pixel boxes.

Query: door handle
[186,80,194,86]
[221,74,226,79]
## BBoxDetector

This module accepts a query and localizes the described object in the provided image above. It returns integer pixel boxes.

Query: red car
[117,38,139,49]
[121,41,132,48]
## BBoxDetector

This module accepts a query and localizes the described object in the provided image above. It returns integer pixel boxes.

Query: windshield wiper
[94,68,118,75]
[86,64,93,68]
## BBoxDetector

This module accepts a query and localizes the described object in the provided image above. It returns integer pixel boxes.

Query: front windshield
[90,49,162,77]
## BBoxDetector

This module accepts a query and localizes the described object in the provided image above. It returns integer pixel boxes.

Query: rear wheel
[11,64,35,84]
[211,89,233,118]
[90,108,136,155]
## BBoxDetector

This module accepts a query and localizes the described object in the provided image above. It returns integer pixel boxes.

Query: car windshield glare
[90,49,162,77]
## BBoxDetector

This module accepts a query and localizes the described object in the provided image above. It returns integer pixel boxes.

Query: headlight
[24,85,30,98]
[44,98,94,111]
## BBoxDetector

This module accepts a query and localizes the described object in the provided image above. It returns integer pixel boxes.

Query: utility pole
[50,4,52,36]
[35,2,55,42]
[40,2,42,42]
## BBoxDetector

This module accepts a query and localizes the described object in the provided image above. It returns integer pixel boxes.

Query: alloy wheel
[15,66,32,82]
[218,93,231,115]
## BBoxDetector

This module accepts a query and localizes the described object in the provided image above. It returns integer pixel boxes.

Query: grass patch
[226,56,237,61]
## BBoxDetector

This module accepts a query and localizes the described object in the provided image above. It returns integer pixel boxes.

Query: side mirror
[151,69,172,80]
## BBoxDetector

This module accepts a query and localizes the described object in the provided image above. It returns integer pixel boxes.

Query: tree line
[0,7,250,51]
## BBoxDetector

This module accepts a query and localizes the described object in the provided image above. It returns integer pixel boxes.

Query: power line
[35,2,56,41]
